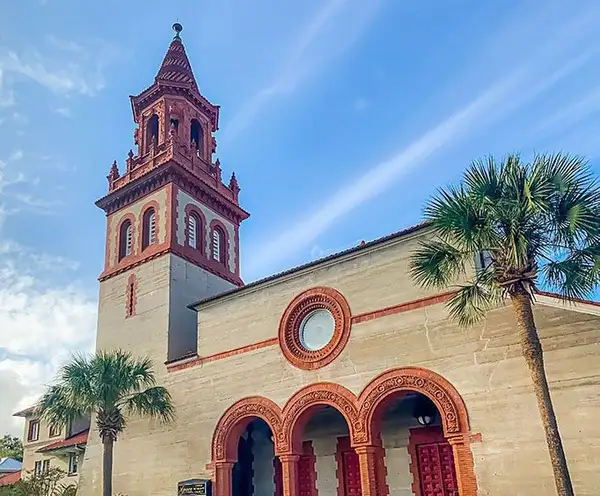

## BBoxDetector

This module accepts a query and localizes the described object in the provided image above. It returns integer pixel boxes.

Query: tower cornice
[96,161,249,223]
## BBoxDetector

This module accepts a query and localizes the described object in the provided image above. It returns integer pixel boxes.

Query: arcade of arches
[211,367,477,496]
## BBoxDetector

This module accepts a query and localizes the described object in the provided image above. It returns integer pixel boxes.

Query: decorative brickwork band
[281,382,360,455]
[279,454,301,496]
[356,366,470,443]
[211,367,478,495]
[211,397,284,462]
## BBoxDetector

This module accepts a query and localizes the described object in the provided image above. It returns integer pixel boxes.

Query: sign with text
[178,479,211,496]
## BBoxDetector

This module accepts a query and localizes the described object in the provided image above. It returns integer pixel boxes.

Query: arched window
[212,227,225,263]
[146,114,159,151]
[142,208,156,250]
[119,220,133,261]
[190,119,203,155]
[188,213,199,249]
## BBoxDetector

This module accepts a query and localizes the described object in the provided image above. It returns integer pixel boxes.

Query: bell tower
[95,24,249,364]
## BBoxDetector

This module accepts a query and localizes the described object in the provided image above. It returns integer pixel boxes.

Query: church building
[78,24,600,495]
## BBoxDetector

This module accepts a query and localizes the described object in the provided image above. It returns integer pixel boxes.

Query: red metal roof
[37,429,89,453]
[0,471,21,486]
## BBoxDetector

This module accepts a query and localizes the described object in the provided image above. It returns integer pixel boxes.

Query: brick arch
[357,366,470,443]
[209,218,230,270]
[211,396,284,463]
[281,383,361,455]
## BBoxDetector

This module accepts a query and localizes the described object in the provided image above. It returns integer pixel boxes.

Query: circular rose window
[279,287,351,370]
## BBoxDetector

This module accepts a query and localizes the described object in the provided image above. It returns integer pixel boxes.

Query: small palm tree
[39,350,175,496]
[410,153,600,496]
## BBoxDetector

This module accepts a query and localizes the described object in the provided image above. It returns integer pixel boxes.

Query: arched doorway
[211,369,477,496]
[356,367,477,496]
[211,397,284,496]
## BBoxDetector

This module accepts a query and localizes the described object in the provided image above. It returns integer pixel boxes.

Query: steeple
[155,23,199,91]
[97,23,248,289]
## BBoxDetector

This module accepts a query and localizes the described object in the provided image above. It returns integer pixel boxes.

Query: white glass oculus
[299,309,335,351]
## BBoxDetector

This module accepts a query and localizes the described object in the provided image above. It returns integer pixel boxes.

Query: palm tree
[410,153,600,496]
[38,350,175,496]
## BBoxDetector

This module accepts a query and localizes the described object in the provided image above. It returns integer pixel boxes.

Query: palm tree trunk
[510,289,574,496]
[102,435,114,496]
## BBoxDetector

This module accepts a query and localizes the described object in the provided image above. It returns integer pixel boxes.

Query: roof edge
[188,222,430,310]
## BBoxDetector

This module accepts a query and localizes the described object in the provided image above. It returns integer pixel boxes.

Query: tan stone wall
[79,231,600,495]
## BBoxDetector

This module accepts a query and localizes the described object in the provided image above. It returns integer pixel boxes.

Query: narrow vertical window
[126,275,137,318]
[42,459,50,474]
[146,113,159,152]
[119,220,133,261]
[188,214,197,249]
[142,208,156,250]
[34,461,42,476]
[28,420,40,441]
[68,453,79,475]
[212,228,222,262]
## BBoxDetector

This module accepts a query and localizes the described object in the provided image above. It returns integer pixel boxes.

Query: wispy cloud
[221,0,384,143]
[14,193,63,210]
[245,4,600,277]
[53,107,71,118]
[8,150,23,162]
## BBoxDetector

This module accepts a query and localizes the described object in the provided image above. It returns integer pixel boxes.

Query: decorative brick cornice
[96,161,248,223]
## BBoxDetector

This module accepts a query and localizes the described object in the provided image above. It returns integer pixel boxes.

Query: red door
[337,436,362,496]
[274,441,315,496]
[412,428,458,496]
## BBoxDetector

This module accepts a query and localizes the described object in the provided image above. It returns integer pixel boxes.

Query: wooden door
[412,428,458,496]
[274,441,315,496]
[337,436,362,496]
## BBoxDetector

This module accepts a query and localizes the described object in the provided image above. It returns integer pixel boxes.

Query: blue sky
[1,0,600,434]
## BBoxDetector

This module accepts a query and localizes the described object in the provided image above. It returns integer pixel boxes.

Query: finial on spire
[172,22,183,39]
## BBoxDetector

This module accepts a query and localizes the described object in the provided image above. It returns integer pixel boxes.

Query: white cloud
[0,244,96,436]
[53,107,71,118]
[8,150,23,162]
[245,4,600,277]
[221,0,384,143]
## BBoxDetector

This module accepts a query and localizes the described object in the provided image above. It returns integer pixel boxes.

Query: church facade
[78,25,600,496]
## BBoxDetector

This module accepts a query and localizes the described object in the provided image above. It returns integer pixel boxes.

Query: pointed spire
[155,23,199,91]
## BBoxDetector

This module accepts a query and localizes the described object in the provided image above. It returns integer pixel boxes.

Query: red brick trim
[166,338,278,372]
[279,287,352,371]
[210,367,477,495]
[212,397,284,463]
[167,291,452,371]
[282,383,360,455]
[140,199,160,251]
[351,291,455,324]
[183,203,207,255]
[116,213,137,263]
[209,218,230,270]
[125,273,138,318]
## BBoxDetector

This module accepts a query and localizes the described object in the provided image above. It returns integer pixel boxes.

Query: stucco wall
[80,231,600,495]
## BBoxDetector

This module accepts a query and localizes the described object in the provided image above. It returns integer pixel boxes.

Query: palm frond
[409,239,470,289]
[446,279,504,327]
[122,386,175,424]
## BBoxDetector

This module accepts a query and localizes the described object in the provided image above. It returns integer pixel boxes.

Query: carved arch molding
[211,366,478,495]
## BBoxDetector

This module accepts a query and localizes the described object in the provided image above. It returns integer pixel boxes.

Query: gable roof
[0,458,21,474]
[37,429,89,453]
[0,471,21,486]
